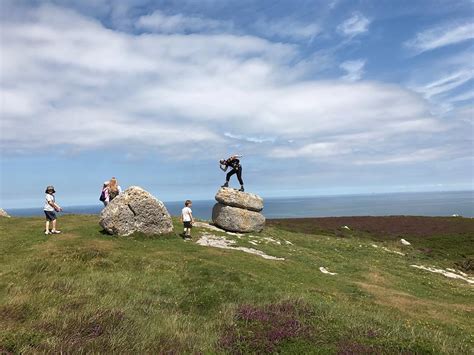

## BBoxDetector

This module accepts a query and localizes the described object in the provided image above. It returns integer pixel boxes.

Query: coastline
[4,190,473,219]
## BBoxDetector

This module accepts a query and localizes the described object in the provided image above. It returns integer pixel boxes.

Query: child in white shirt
[180,200,193,239]
[44,185,62,235]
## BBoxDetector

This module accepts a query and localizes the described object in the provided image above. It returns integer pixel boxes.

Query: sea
[5,190,473,219]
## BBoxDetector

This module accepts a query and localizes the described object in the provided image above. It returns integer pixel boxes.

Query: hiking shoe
[239,186,245,192]
[51,230,61,234]
[221,182,229,188]
[45,230,51,235]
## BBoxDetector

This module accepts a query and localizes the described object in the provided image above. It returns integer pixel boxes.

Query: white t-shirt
[44,194,55,211]
[182,207,192,222]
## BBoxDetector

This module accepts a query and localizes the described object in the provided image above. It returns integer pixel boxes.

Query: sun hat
[45,185,56,193]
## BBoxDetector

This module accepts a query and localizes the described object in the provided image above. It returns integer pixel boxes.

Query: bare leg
[45,220,50,233]
[52,220,57,231]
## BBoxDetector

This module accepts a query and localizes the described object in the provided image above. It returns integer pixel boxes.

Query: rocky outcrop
[100,186,173,236]
[212,188,265,233]
[212,204,265,233]
[0,208,10,218]
[215,188,263,212]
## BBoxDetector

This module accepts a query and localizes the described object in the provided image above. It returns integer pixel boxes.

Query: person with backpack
[106,177,122,203]
[219,155,244,192]
[99,181,109,206]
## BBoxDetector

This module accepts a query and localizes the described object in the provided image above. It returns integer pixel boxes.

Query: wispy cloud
[405,22,474,54]
[224,132,275,144]
[136,9,230,33]
[337,12,370,37]
[272,142,352,159]
[340,59,366,81]
[415,70,474,99]
[254,18,320,41]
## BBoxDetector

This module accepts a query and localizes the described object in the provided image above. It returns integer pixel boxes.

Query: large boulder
[215,187,264,212]
[212,203,265,233]
[100,186,173,236]
[0,208,10,218]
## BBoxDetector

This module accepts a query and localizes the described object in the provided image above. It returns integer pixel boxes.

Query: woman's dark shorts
[44,210,57,221]
[183,221,193,228]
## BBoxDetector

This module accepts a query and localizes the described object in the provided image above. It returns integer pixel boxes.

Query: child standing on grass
[181,200,194,239]
[44,186,62,235]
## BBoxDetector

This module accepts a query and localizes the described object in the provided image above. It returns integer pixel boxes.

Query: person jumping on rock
[220,155,244,192]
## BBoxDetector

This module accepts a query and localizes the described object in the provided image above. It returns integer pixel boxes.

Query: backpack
[99,189,106,202]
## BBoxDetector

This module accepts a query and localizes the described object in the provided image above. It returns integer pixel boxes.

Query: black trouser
[226,167,244,185]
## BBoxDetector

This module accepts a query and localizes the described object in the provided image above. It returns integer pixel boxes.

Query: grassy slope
[0,215,473,354]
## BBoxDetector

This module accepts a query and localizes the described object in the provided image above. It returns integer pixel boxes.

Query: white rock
[196,234,284,261]
[411,265,474,284]
[400,238,411,246]
[193,221,225,232]
[0,208,11,218]
[319,267,337,275]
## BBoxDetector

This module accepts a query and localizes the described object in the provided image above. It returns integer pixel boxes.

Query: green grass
[0,215,473,353]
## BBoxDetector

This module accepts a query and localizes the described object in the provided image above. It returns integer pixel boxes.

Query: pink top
[102,187,110,202]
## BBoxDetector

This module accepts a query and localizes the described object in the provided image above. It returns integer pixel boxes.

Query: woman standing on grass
[106,177,122,203]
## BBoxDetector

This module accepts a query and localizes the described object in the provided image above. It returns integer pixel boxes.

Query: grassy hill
[1,215,473,354]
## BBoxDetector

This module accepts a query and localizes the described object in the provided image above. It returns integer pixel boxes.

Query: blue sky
[0,0,473,208]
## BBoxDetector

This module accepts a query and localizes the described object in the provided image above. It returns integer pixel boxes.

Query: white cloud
[272,142,352,158]
[254,18,320,41]
[337,12,370,37]
[224,132,275,143]
[447,90,474,104]
[136,9,229,33]
[0,4,468,167]
[407,50,474,115]
[340,59,366,81]
[415,70,474,99]
[405,22,474,54]
[353,148,450,165]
